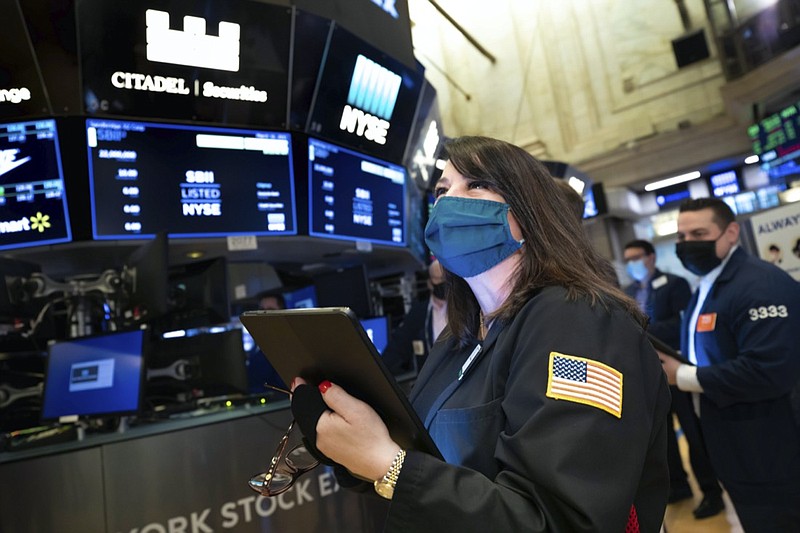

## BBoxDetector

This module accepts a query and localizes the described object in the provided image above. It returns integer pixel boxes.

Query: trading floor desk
[0,402,389,533]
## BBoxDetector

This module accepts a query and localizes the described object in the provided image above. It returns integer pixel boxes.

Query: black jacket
[385,286,671,532]
[624,269,691,350]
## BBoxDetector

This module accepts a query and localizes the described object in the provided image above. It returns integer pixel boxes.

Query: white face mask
[626,259,649,282]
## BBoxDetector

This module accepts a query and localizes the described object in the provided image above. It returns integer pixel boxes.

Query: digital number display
[87,119,296,239]
[0,119,72,250]
[748,101,800,168]
[308,137,405,246]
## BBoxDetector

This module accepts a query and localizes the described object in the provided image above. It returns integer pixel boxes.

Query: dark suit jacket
[625,269,691,350]
[384,286,671,532]
[680,247,800,489]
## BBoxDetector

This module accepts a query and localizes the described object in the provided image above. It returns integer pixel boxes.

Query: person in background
[381,260,447,376]
[289,136,671,531]
[623,239,724,519]
[257,290,285,312]
[659,197,800,531]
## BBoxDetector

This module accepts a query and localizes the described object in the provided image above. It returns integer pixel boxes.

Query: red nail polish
[318,380,332,394]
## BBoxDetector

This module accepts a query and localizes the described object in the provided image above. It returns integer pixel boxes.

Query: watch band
[374,449,406,500]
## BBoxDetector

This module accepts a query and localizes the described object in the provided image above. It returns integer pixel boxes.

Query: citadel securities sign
[77,0,291,126]
[749,201,800,281]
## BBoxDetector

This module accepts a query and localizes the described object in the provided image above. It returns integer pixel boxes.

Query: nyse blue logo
[347,55,401,120]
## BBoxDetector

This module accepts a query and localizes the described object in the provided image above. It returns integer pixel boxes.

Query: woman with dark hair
[290,136,671,531]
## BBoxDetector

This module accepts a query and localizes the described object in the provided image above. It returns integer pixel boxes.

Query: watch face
[374,480,394,500]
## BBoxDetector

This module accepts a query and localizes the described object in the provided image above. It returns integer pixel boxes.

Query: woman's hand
[292,377,401,481]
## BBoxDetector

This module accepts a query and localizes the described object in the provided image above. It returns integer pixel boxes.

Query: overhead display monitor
[294,0,415,68]
[307,24,423,163]
[76,0,292,127]
[41,328,147,421]
[748,100,800,169]
[0,0,51,119]
[308,137,406,247]
[404,78,443,190]
[86,119,296,239]
[0,119,72,250]
[707,169,741,198]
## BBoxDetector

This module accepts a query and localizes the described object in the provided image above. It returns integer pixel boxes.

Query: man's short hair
[255,289,285,308]
[679,197,736,228]
[624,239,655,255]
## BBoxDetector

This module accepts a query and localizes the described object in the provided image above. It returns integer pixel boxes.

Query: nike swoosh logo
[0,155,32,178]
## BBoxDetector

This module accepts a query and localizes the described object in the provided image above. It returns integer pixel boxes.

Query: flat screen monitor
[167,257,230,328]
[41,328,147,420]
[583,183,608,219]
[360,315,389,353]
[77,0,291,127]
[707,169,741,198]
[308,137,406,246]
[307,24,423,163]
[124,232,170,322]
[149,328,248,396]
[0,119,72,250]
[312,264,373,318]
[86,119,297,239]
[404,79,442,190]
[748,100,800,169]
[283,285,318,309]
[655,183,691,211]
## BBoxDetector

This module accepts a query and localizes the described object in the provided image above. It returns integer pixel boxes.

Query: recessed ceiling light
[644,171,701,192]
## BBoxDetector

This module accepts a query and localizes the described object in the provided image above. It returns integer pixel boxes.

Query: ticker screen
[86,119,296,239]
[308,137,405,247]
[748,101,800,168]
[0,119,72,250]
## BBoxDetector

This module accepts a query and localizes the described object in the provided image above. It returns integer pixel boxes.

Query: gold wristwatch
[374,449,406,500]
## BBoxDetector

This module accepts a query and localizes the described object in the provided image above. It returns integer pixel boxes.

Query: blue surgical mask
[424,196,524,278]
[626,259,649,282]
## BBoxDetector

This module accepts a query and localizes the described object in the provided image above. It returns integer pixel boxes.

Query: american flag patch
[546,352,623,418]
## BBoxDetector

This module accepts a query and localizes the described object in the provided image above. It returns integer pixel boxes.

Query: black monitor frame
[41,327,149,422]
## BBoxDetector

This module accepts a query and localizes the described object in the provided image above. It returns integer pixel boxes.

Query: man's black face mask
[676,238,722,276]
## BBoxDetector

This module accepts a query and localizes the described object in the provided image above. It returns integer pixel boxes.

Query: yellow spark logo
[30,212,51,233]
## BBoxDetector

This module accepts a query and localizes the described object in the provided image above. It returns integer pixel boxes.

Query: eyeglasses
[248,385,320,497]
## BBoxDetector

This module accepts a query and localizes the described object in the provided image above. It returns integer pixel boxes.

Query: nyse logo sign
[146,9,240,72]
[339,55,401,145]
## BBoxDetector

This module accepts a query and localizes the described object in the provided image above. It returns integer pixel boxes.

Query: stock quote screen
[86,119,296,239]
[308,137,406,247]
[0,119,72,250]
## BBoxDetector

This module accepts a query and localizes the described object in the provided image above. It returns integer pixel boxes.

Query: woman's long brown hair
[437,136,646,345]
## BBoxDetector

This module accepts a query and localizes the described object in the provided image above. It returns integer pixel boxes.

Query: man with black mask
[658,197,800,532]
[381,260,447,376]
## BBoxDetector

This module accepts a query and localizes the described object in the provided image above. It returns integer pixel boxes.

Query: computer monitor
[282,285,318,309]
[41,328,147,421]
[149,329,248,397]
[167,257,230,328]
[360,316,389,353]
[0,119,72,251]
[123,232,169,323]
[308,136,406,246]
[312,264,373,318]
[85,119,297,239]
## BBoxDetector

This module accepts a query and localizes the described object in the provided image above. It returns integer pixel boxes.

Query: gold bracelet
[373,449,406,500]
